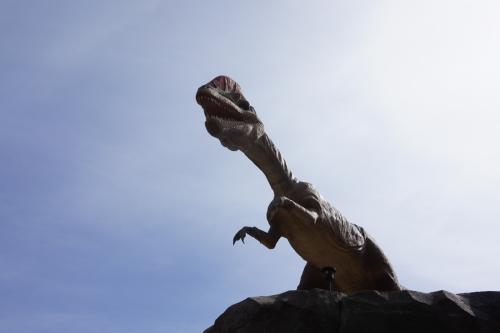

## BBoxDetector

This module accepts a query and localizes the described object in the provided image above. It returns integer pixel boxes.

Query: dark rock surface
[204,289,500,333]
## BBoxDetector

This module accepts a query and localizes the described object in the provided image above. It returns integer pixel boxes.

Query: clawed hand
[233,226,249,245]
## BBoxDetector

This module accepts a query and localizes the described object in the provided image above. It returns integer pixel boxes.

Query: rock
[341,289,500,333]
[204,289,343,333]
[204,289,500,333]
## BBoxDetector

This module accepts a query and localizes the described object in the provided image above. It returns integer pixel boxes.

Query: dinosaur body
[196,75,401,294]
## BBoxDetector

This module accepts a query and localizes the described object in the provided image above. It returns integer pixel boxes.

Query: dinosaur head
[196,75,264,151]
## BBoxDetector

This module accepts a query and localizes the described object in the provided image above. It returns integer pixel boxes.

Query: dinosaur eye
[238,99,250,110]
[228,92,250,110]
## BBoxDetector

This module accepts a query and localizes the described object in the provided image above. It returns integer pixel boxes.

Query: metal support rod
[321,266,336,292]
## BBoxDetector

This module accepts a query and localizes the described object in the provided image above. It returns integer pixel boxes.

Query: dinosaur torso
[196,75,401,294]
[267,181,398,294]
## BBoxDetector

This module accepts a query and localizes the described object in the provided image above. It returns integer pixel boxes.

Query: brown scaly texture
[196,75,401,294]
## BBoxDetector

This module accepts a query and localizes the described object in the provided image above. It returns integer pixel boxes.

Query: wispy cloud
[1,1,499,332]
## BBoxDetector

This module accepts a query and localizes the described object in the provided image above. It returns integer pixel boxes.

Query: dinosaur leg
[233,225,281,249]
[297,262,332,290]
[363,235,402,291]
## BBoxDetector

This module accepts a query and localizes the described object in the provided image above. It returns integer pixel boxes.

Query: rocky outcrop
[204,289,500,333]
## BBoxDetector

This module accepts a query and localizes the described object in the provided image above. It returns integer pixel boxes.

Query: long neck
[240,133,297,196]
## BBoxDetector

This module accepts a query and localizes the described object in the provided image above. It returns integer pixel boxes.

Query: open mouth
[196,90,248,137]
[196,92,245,123]
[196,76,262,138]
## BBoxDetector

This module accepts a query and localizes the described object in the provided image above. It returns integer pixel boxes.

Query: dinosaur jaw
[197,91,247,135]
[204,113,264,151]
[196,77,264,151]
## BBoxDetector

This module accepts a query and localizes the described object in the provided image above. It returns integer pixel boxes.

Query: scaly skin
[196,75,401,294]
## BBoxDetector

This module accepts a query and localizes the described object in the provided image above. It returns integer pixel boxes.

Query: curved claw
[233,228,247,245]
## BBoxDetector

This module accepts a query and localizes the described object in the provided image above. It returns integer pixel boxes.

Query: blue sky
[1,1,499,332]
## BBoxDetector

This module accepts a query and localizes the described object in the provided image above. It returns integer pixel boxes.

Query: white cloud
[3,2,499,332]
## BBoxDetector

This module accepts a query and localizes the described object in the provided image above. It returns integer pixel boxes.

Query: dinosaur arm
[233,225,281,249]
[267,196,319,226]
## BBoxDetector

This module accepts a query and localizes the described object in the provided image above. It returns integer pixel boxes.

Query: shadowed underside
[196,75,401,294]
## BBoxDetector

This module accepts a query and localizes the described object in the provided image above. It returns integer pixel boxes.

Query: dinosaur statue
[196,75,401,294]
